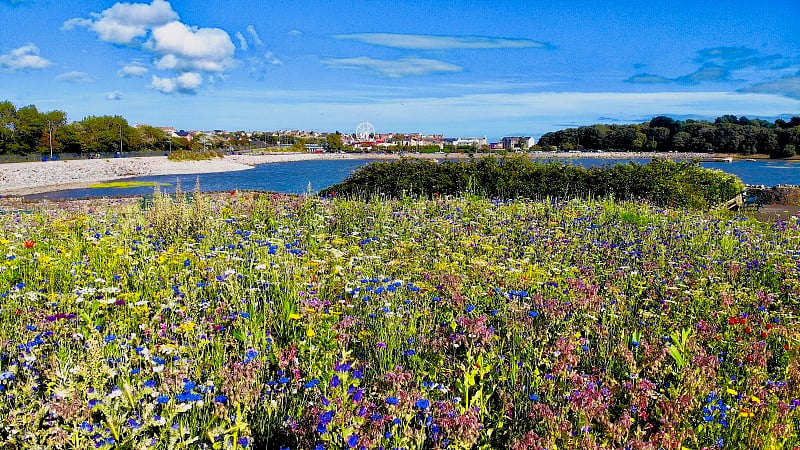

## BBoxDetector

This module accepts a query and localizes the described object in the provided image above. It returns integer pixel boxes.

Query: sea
[20,157,800,200]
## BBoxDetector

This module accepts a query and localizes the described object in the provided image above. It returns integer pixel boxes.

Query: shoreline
[0,151,791,197]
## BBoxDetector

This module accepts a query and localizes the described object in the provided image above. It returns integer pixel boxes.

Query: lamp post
[47,120,53,161]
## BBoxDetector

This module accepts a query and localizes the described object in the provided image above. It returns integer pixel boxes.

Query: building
[501,136,535,150]
[447,136,487,147]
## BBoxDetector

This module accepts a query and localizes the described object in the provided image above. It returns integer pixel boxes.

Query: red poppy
[744,326,752,334]
[23,239,35,249]
[230,190,237,196]
[728,317,737,325]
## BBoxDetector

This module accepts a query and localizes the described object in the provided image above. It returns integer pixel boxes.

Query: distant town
[155,122,535,153]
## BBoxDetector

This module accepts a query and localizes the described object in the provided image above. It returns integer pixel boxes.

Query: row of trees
[0,101,205,155]
[537,115,800,158]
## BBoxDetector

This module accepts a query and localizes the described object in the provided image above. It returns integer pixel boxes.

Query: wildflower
[304,379,320,388]
[23,239,34,249]
[347,434,358,448]
[415,398,430,410]
[386,396,399,405]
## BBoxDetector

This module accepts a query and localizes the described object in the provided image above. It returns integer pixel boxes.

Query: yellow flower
[739,409,754,418]
[726,388,738,396]
[750,395,761,404]
[288,313,302,320]
[306,328,316,338]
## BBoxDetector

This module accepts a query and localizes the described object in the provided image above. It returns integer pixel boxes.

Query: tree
[671,132,691,152]
[0,101,17,153]
[79,115,131,154]
[136,125,168,151]
[14,105,46,153]
[326,132,343,151]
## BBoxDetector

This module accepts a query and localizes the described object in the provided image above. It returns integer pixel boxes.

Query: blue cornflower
[386,396,399,405]
[156,395,169,404]
[465,304,475,313]
[529,311,539,318]
[528,394,539,402]
[415,398,430,410]
[104,334,116,343]
[347,434,358,448]
[214,395,227,403]
[304,379,320,388]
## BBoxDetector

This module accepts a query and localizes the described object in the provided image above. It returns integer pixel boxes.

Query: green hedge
[320,156,744,208]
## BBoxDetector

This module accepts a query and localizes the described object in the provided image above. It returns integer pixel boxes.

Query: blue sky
[1,0,799,140]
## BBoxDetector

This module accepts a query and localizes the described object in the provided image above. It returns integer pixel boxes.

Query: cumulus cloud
[148,21,235,73]
[149,72,202,94]
[0,43,52,71]
[333,33,554,50]
[246,25,263,46]
[324,57,462,78]
[118,61,149,77]
[56,71,93,83]
[288,29,302,37]
[65,0,235,93]
[62,0,178,45]
[106,90,123,100]
[235,32,248,51]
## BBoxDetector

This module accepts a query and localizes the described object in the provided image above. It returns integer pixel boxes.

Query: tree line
[0,101,233,156]
[537,115,800,158]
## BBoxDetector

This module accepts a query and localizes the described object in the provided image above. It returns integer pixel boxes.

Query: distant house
[305,143,326,153]
[501,136,534,150]
[449,136,487,147]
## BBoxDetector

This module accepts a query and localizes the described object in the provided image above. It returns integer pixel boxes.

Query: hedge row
[320,156,744,208]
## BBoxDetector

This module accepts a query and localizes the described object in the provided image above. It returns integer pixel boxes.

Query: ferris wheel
[355,121,375,141]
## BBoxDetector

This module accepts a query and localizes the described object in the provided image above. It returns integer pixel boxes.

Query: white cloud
[62,0,178,45]
[265,51,282,66]
[118,61,149,77]
[235,32,248,51]
[288,29,302,37]
[739,73,800,99]
[246,25,263,46]
[149,21,235,73]
[56,71,93,83]
[333,33,553,50]
[106,90,123,100]
[0,43,52,71]
[149,72,202,94]
[323,57,462,78]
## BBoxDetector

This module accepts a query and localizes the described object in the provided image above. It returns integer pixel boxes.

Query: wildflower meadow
[0,190,798,449]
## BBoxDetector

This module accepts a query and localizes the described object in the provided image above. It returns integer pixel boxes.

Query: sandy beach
[0,150,736,197]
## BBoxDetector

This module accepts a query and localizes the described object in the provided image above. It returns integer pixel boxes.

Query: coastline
[0,151,780,197]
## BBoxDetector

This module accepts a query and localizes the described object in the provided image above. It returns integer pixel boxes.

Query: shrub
[146,178,211,241]
[321,156,744,208]
[167,150,224,161]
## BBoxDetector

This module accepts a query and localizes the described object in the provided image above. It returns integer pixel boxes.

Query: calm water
[21,157,800,200]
